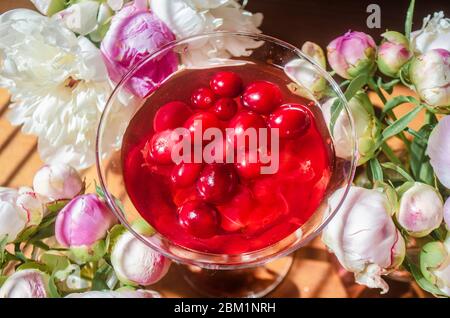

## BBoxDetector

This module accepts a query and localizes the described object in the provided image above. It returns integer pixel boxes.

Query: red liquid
[122,63,334,254]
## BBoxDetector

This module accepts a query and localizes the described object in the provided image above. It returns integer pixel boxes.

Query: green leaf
[344,74,368,101]
[0,235,8,266]
[382,105,422,141]
[369,158,384,182]
[382,95,419,115]
[96,184,106,200]
[419,162,435,186]
[410,124,435,183]
[28,223,55,243]
[106,224,126,253]
[14,243,27,263]
[330,74,368,134]
[16,261,48,272]
[46,199,70,213]
[377,77,400,95]
[330,98,343,135]
[0,275,7,287]
[14,226,38,243]
[48,273,61,298]
[403,255,447,297]
[91,263,113,291]
[381,162,414,182]
[405,0,416,40]
[41,251,70,273]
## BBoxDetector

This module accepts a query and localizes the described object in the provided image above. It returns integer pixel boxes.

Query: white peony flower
[30,0,66,16]
[65,289,161,298]
[111,231,171,286]
[0,269,50,298]
[396,182,443,237]
[150,0,263,66]
[427,115,450,188]
[0,9,135,170]
[411,11,450,53]
[33,164,83,202]
[284,42,328,100]
[16,187,45,227]
[0,187,27,243]
[409,49,450,108]
[322,186,406,293]
[322,93,381,165]
[420,234,450,296]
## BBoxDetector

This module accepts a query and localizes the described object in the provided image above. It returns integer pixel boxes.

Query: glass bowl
[96,32,357,297]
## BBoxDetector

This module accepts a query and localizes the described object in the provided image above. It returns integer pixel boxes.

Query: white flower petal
[427,115,450,188]
[0,9,136,170]
[151,0,263,67]
[411,11,450,53]
[322,186,405,293]
[151,0,207,38]
[53,1,100,36]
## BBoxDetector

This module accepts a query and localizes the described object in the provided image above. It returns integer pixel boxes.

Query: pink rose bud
[111,231,171,286]
[55,194,117,248]
[377,31,412,77]
[0,269,50,298]
[100,0,177,98]
[327,31,377,79]
[33,164,83,202]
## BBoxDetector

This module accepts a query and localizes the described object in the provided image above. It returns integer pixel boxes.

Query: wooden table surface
[0,0,435,298]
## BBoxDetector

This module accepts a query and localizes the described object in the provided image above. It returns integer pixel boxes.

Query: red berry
[209,71,243,97]
[217,185,254,232]
[235,150,263,179]
[196,164,238,203]
[227,111,266,150]
[211,98,238,121]
[242,81,283,114]
[268,103,311,139]
[184,112,221,144]
[153,101,192,132]
[171,162,202,188]
[191,87,216,109]
[148,130,178,164]
[178,200,219,239]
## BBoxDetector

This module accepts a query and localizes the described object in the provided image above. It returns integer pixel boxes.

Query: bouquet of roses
[0,0,449,298]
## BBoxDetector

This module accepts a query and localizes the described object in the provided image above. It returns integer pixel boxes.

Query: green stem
[369,78,412,151]
[381,142,402,166]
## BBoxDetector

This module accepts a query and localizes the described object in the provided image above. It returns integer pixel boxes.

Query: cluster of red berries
[143,71,312,239]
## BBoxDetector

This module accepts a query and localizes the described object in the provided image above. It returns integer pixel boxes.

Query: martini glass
[96,32,357,297]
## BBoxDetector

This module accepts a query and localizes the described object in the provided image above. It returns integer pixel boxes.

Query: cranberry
[268,103,311,139]
[191,87,216,109]
[227,111,266,150]
[153,101,192,132]
[171,162,202,188]
[184,112,221,144]
[178,200,219,239]
[217,186,254,232]
[211,98,238,121]
[241,81,283,114]
[209,71,243,97]
[196,164,238,203]
[147,130,178,164]
[235,150,263,179]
